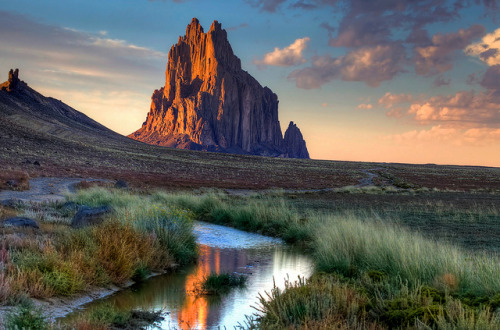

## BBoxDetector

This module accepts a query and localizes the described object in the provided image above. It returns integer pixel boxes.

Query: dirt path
[225,169,385,197]
[0,177,105,204]
[355,169,382,187]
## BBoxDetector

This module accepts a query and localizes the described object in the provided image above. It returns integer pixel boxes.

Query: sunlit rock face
[129,18,309,159]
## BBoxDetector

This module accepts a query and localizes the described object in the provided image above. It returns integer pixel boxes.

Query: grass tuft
[4,300,50,330]
[199,272,247,295]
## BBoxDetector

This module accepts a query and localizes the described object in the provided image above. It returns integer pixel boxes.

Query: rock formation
[1,68,23,92]
[283,121,309,159]
[129,18,309,158]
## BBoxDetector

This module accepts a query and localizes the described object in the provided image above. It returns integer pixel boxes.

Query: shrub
[248,275,370,329]
[4,300,50,330]
[0,170,30,192]
[88,303,131,327]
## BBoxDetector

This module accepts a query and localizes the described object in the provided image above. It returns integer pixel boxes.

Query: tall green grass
[70,188,197,265]
[247,275,372,329]
[312,214,500,297]
[151,192,311,244]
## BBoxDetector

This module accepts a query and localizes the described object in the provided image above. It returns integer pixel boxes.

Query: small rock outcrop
[114,180,128,189]
[0,69,23,92]
[71,205,113,228]
[129,18,309,159]
[0,199,23,208]
[1,217,39,229]
[283,122,309,159]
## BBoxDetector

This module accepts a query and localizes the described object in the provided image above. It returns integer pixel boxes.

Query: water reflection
[61,223,313,329]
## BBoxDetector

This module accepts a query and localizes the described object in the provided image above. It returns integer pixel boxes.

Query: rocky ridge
[129,18,309,158]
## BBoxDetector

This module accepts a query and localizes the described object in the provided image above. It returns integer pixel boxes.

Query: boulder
[1,217,39,229]
[71,205,113,228]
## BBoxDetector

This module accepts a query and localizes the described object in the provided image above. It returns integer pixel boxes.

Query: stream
[60,221,314,329]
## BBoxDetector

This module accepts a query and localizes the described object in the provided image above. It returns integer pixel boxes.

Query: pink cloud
[465,28,500,66]
[254,37,310,67]
[378,92,413,108]
[413,25,486,76]
[356,103,373,110]
[289,43,405,88]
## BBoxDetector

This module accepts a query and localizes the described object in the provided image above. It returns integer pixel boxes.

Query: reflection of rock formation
[177,245,210,329]
[177,245,249,329]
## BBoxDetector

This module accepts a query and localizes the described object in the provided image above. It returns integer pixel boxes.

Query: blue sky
[1,0,499,166]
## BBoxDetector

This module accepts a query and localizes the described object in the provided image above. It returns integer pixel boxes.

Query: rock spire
[1,69,23,92]
[129,18,309,158]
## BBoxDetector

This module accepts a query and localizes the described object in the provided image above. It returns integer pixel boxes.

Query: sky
[0,0,499,167]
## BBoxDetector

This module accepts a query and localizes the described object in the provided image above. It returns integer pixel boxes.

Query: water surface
[62,222,314,329]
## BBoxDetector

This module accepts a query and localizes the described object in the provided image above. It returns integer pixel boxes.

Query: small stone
[1,198,23,208]
[1,217,39,229]
[6,180,18,187]
[114,180,128,189]
[71,205,113,228]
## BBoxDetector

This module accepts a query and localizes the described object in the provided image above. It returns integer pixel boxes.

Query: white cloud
[465,28,500,66]
[254,37,310,67]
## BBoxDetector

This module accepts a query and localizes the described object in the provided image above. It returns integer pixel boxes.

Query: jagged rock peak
[283,121,309,159]
[129,19,309,159]
[1,68,22,92]
[186,18,204,40]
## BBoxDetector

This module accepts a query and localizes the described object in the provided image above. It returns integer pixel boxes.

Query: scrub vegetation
[0,188,197,306]
[1,185,499,328]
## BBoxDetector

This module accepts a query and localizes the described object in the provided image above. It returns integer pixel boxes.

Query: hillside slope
[1,69,498,191]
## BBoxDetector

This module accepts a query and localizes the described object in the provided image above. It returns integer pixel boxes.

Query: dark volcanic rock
[129,18,309,159]
[1,198,23,208]
[71,205,113,228]
[1,69,24,92]
[6,179,18,188]
[1,217,39,229]
[282,121,309,159]
[114,180,128,189]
